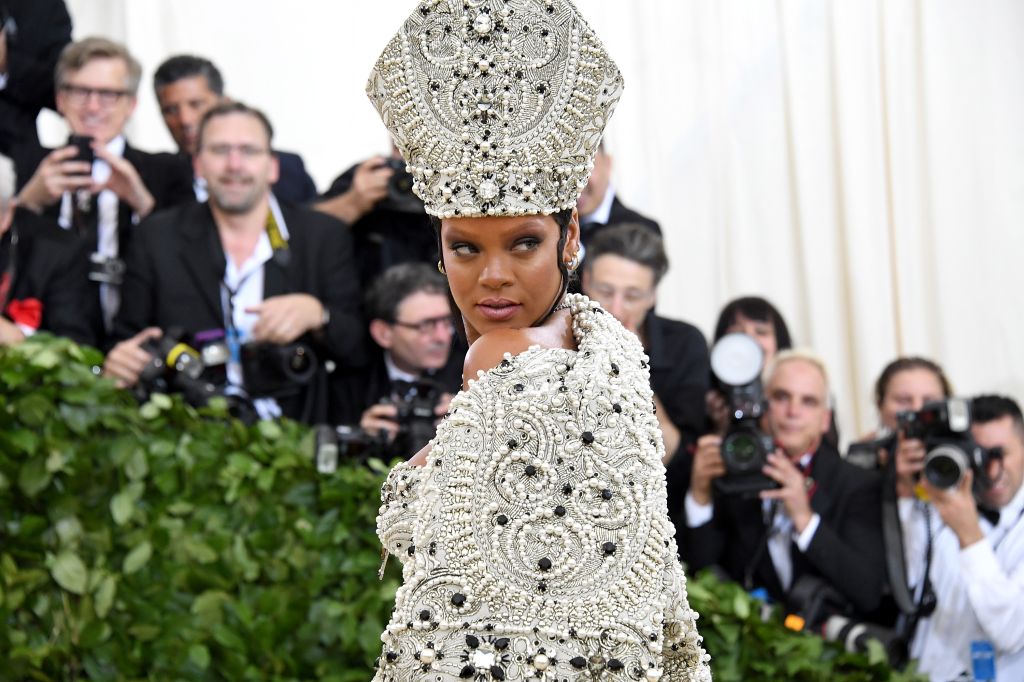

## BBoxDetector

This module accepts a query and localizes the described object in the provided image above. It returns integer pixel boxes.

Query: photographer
[903,395,1024,681]
[313,148,435,290]
[331,262,463,457]
[684,351,885,618]
[11,38,193,346]
[103,101,364,424]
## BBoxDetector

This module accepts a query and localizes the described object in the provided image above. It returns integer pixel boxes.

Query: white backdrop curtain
[49,0,1024,442]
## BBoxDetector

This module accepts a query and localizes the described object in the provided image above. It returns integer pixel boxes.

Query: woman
[366,1,710,680]
[705,297,792,433]
[868,357,952,495]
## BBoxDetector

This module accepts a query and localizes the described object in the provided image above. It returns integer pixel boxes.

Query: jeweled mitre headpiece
[367,0,624,218]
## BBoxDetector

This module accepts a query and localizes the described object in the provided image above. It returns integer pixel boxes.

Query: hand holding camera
[690,434,726,506]
[102,327,163,388]
[16,143,93,213]
[360,402,401,442]
[923,468,985,549]
[91,144,156,218]
[760,451,815,533]
[348,156,393,216]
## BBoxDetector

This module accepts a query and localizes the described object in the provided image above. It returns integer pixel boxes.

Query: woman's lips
[476,301,522,321]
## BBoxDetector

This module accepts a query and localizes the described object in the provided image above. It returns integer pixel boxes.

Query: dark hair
[971,394,1024,434]
[429,209,575,336]
[365,262,449,322]
[583,223,669,284]
[873,356,952,408]
[713,296,793,349]
[153,55,224,96]
[196,101,274,150]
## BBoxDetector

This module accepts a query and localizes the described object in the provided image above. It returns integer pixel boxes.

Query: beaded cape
[366,0,624,218]
[375,295,711,681]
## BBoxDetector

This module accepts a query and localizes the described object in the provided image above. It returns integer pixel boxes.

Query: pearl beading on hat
[366,0,624,218]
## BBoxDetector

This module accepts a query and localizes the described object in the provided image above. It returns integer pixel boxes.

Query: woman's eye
[513,237,540,251]
[450,243,476,256]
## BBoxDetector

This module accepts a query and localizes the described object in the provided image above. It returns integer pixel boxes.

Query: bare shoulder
[462,328,538,390]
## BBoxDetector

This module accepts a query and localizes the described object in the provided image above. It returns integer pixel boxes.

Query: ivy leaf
[51,551,88,595]
[29,348,60,369]
[94,574,117,618]
[123,541,152,574]
[17,456,52,497]
[110,489,135,526]
[150,393,173,411]
[15,395,52,427]
[258,420,283,441]
[125,448,149,481]
[732,592,751,620]
[6,429,38,454]
[188,643,211,670]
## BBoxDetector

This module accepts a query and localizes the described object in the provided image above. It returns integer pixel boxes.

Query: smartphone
[67,134,95,173]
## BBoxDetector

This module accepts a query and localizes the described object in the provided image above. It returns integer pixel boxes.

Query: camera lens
[723,431,760,471]
[924,445,969,489]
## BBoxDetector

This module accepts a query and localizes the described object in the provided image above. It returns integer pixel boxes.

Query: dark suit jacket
[684,441,885,616]
[273,150,317,204]
[0,207,94,346]
[320,163,435,290]
[11,141,194,346]
[0,0,72,152]
[112,200,366,423]
[645,314,711,538]
[580,194,661,247]
[12,142,194,252]
[331,341,465,427]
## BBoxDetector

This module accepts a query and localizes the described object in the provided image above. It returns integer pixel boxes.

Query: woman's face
[726,312,778,364]
[879,368,947,431]
[441,213,579,343]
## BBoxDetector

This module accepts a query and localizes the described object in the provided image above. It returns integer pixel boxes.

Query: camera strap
[0,223,19,312]
[266,195,290,267]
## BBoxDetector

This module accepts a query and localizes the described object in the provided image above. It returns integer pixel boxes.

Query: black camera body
[788,575,907,667]
[377,157,424,213]
[313,379,445,468]
[239,342,317,398]
[710,333,779,497]
[896,398,1003,490]
[88,252,126,285]
[136,330,220,408]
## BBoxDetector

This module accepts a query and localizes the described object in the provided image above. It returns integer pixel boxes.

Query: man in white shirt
[12,37,192,344]
[901,395,1024,681]
[683,350,885,618]
[102,101,363,423]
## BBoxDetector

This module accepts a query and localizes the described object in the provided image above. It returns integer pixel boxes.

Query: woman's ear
[564,208,581,261]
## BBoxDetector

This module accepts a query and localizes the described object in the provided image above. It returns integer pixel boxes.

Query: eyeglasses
[392,315,455,334]
[60,84,131,107]
[201,144,270,159]
[588,283,654,309]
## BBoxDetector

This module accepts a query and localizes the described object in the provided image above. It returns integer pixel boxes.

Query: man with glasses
[580,223,709,538]
[103,101,363,424]
[12,37,192,346]
[331,262,463,455]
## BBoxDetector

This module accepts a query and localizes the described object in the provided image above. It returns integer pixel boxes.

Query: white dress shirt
[903,484,1024,681]
[580,183,616,226]
[58,135,127,331]
[685,452,821,591]
[218,195,289,420]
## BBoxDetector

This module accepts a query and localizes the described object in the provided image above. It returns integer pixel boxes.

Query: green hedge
[0,336,923,681]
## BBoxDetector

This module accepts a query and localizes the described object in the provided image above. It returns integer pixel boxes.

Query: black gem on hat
[538,557,552,571]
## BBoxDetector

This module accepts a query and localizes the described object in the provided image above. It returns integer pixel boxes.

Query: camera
[710,333,778,497]
[68,134,94,171]
[88,253,126,285]
[136,329,220,408]
[239,341,317,398]
[897,398,1003,490]
[376,157,424,214]
[787,575,907,667]
[312,379,445,468]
